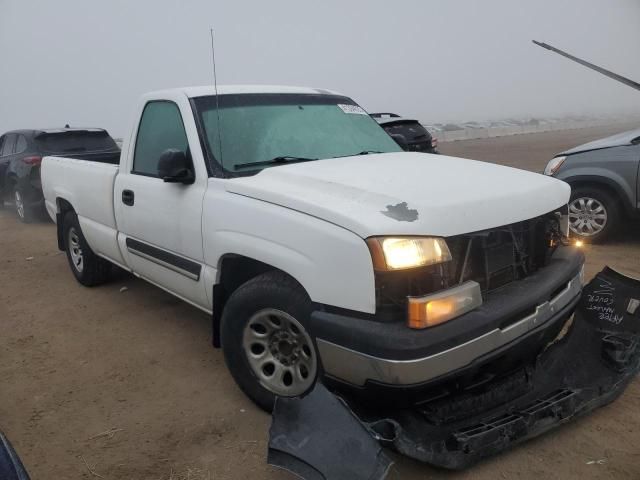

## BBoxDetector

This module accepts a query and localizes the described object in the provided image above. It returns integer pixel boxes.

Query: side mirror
[157,149,194,184]
[390,134,408,150]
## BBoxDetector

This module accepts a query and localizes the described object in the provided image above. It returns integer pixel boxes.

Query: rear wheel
[13,186,35,223]
[221,271,319,412]
[568,187,619,243]
[62,211,111,286]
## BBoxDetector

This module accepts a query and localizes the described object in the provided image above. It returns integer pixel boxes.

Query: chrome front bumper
[317,269,584,387]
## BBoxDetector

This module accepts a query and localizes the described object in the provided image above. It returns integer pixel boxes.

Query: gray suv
[544,128,640,242]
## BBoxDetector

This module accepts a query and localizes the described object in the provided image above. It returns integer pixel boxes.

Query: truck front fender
[203,189,377,315]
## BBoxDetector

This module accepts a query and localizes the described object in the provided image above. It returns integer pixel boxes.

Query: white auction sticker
[337,104,367,115]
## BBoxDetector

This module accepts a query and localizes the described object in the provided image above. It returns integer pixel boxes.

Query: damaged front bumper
[312,247,584,395]
[269,267,640,478]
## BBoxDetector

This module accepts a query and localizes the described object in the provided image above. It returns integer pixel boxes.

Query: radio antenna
[210,28,224,168]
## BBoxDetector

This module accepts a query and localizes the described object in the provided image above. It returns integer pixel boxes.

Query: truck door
[113,100,209,310]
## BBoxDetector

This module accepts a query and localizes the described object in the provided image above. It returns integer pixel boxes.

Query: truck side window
[133,101,189,177]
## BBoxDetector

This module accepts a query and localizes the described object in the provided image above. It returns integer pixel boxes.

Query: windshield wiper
[331,150,383,159]
[235,156,318,170]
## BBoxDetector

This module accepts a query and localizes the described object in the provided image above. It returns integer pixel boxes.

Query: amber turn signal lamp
[407,281,482,329]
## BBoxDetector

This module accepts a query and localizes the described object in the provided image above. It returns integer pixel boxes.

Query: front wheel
[221,271,319,412]
[62,211,111,286]
[568,187,619,243]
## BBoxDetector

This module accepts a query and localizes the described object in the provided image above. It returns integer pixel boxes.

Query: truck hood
[560,127,640,155]
[226,152,570,238]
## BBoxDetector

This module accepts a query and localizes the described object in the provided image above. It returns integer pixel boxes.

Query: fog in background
[1,0,639,137]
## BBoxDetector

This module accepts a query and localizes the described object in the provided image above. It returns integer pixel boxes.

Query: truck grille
[374,211,564,312]
[446,217,547,292]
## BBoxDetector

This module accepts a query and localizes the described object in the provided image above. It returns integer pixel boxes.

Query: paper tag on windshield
[337,104,367,115]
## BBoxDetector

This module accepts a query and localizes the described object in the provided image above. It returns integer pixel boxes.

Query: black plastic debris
[0,432,30,480]
[268,382,393,480]
[268,267,640,475]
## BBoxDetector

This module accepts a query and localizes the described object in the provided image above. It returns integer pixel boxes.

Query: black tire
[62,211,111,286]
[13,186,35,223]
[569,187,620,244]
[220,271,319,412]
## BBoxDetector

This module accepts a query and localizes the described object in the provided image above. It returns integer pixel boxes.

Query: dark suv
[0,128,119,222]
[371,113,438,154]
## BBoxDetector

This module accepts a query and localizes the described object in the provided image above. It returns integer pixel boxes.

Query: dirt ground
[1,122,640,479]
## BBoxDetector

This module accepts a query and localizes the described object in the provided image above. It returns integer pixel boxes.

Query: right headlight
[544,155,566,176]
[366,237,452,271]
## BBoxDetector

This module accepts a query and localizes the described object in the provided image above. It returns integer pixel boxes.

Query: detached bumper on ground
[269,267,640,478]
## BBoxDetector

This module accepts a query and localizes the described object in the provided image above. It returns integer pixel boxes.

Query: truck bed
[41,156,119,231]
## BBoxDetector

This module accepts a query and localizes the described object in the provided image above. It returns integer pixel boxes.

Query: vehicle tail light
[22,156,42,166]
[431,137,438,149]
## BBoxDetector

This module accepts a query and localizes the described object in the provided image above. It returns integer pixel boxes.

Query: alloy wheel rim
[242,308,317,396]
[68,227,84,273]
[568,197,607,237]
[14,190,24,219]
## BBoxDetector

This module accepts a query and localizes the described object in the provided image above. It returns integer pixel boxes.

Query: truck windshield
[192,93,402,174]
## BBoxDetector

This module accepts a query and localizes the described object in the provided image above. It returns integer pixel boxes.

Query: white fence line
[433,118,640,143]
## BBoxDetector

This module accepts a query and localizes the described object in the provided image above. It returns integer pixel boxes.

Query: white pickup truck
[42,85,584,411]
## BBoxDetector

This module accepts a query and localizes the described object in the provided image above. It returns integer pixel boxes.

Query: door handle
[122,189,135,206]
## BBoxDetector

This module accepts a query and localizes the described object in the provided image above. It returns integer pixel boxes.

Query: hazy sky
[1,0,639,137]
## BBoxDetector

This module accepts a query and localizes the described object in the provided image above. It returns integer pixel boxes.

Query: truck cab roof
[147,85,344,100]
